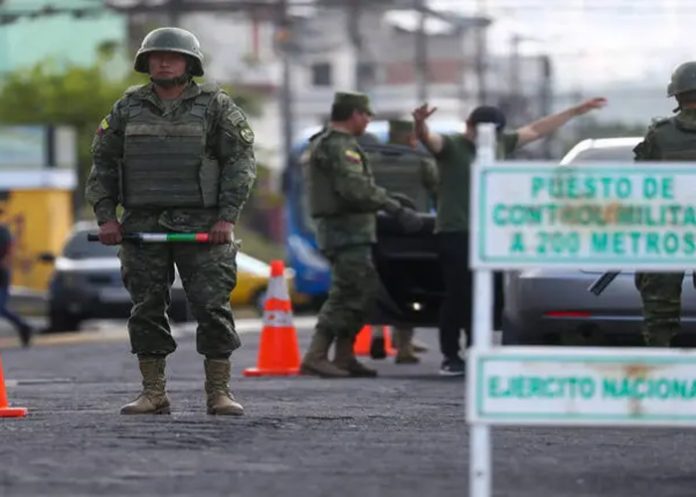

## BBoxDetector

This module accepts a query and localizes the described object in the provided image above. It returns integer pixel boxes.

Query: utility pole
[538,55,553,158]
[276,0,294,171]
[474,0,487,105]
[508,33,523,124]
[346,0,365,92]
[414,0,428,102]
[167,0,182,26]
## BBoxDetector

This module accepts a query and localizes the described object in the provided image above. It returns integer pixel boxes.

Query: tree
[0,46,139,203]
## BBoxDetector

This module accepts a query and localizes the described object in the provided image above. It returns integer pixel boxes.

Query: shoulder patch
[239,126,254,144]
[228,108,247,127]
[344,149,362,164]
[96,116,110,136]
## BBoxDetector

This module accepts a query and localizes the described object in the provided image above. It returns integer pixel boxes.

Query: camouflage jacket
[634,109,696,162]
[85,81,256,232]
[306,128,400,251]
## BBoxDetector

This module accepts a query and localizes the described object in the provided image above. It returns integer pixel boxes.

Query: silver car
[502,137,696,346]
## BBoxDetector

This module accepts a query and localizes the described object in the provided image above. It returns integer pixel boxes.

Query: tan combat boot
[333,335,377,377]
[120,356,171,415]
[300,331,350,378]
[394,327,420,365]
[204,358,244,416]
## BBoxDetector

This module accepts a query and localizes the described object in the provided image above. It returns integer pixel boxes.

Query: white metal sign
[468,347,696,427]
[466,125,696,497]
[471,162,696,269]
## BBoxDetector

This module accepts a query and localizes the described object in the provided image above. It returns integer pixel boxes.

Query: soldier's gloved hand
[389,192,417,210]
[98,219,123,245]
[210,220,235,244]
[395,207,423,233]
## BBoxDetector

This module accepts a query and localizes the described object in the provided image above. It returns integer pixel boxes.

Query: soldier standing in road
[300,92,423,378]
[86,27,256,415]
[385,119,437,364]
[413,98,606,375]
[633,62,696,347]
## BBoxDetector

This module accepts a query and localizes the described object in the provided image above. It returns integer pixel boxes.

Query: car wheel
[47,308,81,333]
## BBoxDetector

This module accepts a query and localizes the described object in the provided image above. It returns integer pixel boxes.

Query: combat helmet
[667,61,696,97]
[134,27,204,77]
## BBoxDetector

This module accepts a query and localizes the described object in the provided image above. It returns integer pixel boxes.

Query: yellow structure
[0,171,75,292]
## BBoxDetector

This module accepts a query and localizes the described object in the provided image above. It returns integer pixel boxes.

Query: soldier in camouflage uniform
[633,61,696,347]
[386,119,437,364]
[85,27,256,415]
[300,92,423,378]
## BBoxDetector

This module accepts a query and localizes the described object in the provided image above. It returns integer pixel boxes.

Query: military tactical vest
[121,84,220,209]
[307,130,376,218]
[650,115,696,161]
[306,130,377,250]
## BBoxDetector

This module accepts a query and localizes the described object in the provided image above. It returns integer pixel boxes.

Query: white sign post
[467,124,696,497]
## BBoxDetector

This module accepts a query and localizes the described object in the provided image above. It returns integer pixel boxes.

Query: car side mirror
[37,252,56,263]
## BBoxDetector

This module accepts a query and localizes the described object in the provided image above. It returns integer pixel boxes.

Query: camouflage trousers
[314,244,380,340]
[635,272,684,347]
[119,240,240,358]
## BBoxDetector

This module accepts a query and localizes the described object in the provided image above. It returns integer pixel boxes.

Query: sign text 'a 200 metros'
[471,163,696,269]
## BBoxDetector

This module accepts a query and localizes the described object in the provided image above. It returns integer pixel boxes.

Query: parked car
[46,222,189,331]
[229,252,300,314]
[501,137,696,346]
[46,223,292,331]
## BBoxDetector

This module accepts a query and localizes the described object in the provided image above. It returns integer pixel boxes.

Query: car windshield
[63,231,118,259]
[569,145,636,162]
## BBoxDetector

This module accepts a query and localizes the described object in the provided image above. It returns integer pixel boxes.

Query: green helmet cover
[667,61,696,97]
[134,27,204,77]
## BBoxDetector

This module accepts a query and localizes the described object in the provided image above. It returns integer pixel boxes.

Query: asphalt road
[1,319,696,497]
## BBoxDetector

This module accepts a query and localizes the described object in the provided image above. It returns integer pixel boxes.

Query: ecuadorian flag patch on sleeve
[96,117,110,136]
[344,149,362,164]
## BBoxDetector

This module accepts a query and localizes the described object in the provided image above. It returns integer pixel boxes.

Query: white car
[501,137,696,346]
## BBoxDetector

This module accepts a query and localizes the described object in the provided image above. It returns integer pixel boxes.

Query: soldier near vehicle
[85,27,256,415]
[412,97,606,375]
[300,92,423,378]
[632,61,696,347]
[385,119,437,364]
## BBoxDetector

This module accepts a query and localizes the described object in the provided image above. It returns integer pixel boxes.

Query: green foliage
[0,48,143,200]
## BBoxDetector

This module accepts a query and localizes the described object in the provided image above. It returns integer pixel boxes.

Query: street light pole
[414,0,428,102]
[277,0,294,172]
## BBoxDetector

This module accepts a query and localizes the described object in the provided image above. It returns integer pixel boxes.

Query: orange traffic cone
[354,325,396,358]
[0,354,27,418]
[244,260,301,377]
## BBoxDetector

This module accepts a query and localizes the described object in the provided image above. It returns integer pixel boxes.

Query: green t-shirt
[434,131,518,233]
